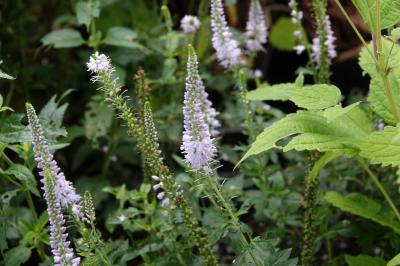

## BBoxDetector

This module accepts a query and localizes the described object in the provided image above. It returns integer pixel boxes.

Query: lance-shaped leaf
[352,0,400,30]
[325,191,400,234]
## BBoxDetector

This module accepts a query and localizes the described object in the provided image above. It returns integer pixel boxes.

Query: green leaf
[345,254,386,266]
[83,95,113,145]
[103,27,151,53]
[269,17,297,51]
[388,253,400,266]
[237,106,371,165]
[352,0,400,29]
[2,245,31,266]
[325,191,400,233]
[359,39,400,124]
[359,125,400,167]
[0,113,30,144]
[289,84,341,110]
[75,1,100,30]
[246,83,296,101]
[0,66,15,80]
[41,29,85,48]
[323,102,361,122]
[247,83,341,110]
[5,164,40,196]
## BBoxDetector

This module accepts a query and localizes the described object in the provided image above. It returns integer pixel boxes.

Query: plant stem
[373,0,400,123]
[356,158,400,222]
[333,0,377,65]
[301,152,339,266]
[25,191,37,221]
[205,174,262,266]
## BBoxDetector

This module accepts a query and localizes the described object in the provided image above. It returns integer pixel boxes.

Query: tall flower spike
[181,45,217,172]
[245,0,268,52]
[43,170,80,266]
[311,15,336,64]
[26,103,82,216]
[211,0,241,69]
[289,0,306,55]
[180,15,201,34]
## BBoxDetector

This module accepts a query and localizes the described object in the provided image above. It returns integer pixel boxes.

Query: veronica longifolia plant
[26,103,81,266]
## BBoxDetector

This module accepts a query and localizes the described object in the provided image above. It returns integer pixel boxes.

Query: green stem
[25,192,37,221]
[373,0,400,123]
[301,152,339,266]
[357,158,400,222]
[205,174,262,266]
[333,0,377,65]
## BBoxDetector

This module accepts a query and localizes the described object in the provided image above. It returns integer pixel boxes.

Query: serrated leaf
[269,17,297,51]
[247,83,341,110]
[359,39,400,124]
[289,84,341,110]
[325,191,400,233]
[103,27,151,53]
[352,0,400,30]
[238,106,370,165]
[5,164,39,196]
[359,126,400,167]
[83,95,113,145]
[41,29,85,48]
[323,102,361,122]
[0,113,30,144]
[388,253,400,266]
[75,1,100,30]
[0,69,15,80]
[345,254,386,266]
[246,83,296,101]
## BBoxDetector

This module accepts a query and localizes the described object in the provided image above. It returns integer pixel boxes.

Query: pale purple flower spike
[181,47,218,172]
[26,104,80,266]
[26,105,82,216]
[245,0,268,52]
[312,15,337,64]
[86,52,111,74]
[211,0,241,69]
[181,15,201,34]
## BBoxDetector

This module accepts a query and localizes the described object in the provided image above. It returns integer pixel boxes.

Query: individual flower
[294,45,306,55]
[245,0,268,52]
[26,103,82,216]
[43,170,80,266]
[180,15,201,34]
[254,69,263,79]
[211,0,241,69]
[311,15,336,64]
[86,52,111,74]
[181,46,217,171]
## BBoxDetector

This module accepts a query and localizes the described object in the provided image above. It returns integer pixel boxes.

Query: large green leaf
[246,83,296,101]
[103,27,151,53]
[352,0,400,29]
[269,17,297,51]
[237,106,371,165]
[2,245,31,266]
[247,83,341,110]
[0,113,30,144]
[345,254,386,266]
[325,192,400,233]
[75,1,100,30]
[4,164,40,196]
[388,253,400,266]
[359,125,400,167]
[289,84,341,110]
[41,29,85,48]
[359,39,400,124]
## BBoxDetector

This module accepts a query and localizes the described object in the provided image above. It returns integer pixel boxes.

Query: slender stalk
[205,174,262,266]
[357,158,400,222]
[301,152,339,266]
[373,0,400,123]
[333,0,377,64]
[25,192,38,221]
